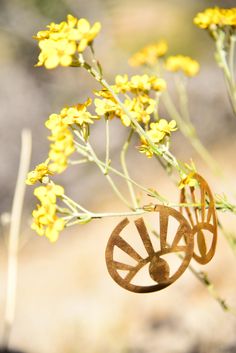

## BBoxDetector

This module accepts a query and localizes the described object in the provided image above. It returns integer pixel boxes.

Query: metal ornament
[105,205,194,293]
[180,173,217,265]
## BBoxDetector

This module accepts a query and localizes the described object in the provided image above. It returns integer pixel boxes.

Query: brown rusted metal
[105,205,194,293]
[180,173,217,264]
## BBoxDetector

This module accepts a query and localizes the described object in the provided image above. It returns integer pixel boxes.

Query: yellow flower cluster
[45,99,97,173]
[34,14,101,69]
[194,7,236,29]
[26,159,53,185]
[31,184,65,242]
[140,119,177,158]
[94,74,166,126]
[165,55,200,77]
[47,121,75,174]
[129,40,168,67]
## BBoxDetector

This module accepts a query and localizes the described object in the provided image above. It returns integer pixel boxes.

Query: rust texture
[180,173,217,264]
[105,205,194,293]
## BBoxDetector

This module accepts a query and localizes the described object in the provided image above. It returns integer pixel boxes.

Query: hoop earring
[105,205,194,293]
[105,174,217,293]
[180,173,217,265]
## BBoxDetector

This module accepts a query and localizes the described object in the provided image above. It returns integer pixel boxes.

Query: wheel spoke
[172,224,186,248]
[190,186,200,224]
[113,261,135,271]
[135,218,155,256]
[160,209,169,251]
[115,236,143,262]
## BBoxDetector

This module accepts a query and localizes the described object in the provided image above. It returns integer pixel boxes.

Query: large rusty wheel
[105,205,194,293]
[180,173,217,264]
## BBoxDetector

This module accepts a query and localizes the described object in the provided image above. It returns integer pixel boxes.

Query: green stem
[120,129,138,208]
[162,91,221,175]
[74,129,133,209]
[86,148,168,204]
[68,158,88,165]
[175,75,192,126]
[73,131,168,204]
[65,209,147,226]
[62,194,90,213]
[229,34,236,87]
[213,29,236,115]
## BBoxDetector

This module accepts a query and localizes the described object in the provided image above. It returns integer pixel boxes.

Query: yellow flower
[31,184,65,242]
[94,97,120,117]
[45,113,63,130]
[149,76,167,91]
[34,15,101,69]
[147,119,177,142]
[165,55,200,77]
[45,99,98,174]
[129,40,168,67]
[113,75,130,93]
[60,99,99,125]
[194,7,236,29]
[178,172,197,189]
[36,38,77,69]
[77,19,101,52]
[26,159,53,185]
[48,125,75,173]
[130,75,151,91]
[129,75,166,92]
[140,119,177,157]
[34,184,64,205]
[95,74,165,127]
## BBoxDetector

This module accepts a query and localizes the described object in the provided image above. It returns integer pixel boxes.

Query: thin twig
[120,129,138,209]
[3,129,32,347]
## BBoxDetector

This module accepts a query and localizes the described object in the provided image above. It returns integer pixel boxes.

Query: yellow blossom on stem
[77,18,101,52]
[25,159,53,185]
[129,40,168,67]
[45,99,99,173]
[139,119,177,158]
[178,172,198,189]
[32,183,65,242]
[95,74,166,127]
[194,7,236,29]
[34,14,101,69]
[48,125,75,173]
[60,99,99,126]
[36,38,77,69]
[94,97,120,118]
[34,184,64,205]
[165,55,200,77]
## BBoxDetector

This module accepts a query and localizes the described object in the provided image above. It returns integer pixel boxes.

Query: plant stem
[68,158,88,165]
[62,193,90,213]
[120,129,138,208]
[65,209,147,226]
[162,91,221,175]
[3,129,32,347]
[229,34,236,87]
[74,129,133,209]
[213,29,236,115]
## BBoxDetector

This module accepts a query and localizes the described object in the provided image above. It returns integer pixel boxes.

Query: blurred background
[0,0,236,352]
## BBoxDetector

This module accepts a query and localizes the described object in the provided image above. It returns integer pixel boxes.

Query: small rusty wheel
[180,173,217,264]
[105,205,194,293]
